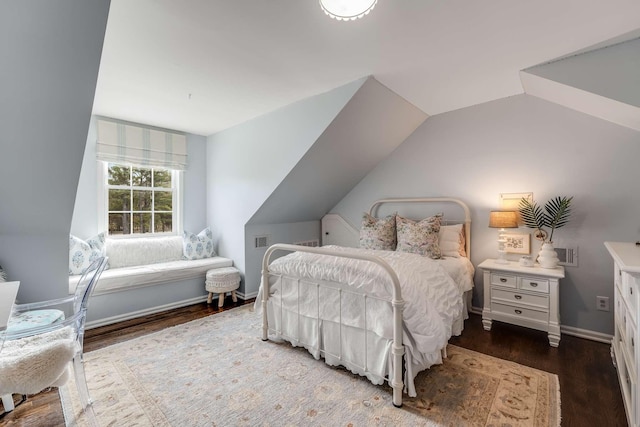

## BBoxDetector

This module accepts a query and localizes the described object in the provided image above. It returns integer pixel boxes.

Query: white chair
[0,256,107,426]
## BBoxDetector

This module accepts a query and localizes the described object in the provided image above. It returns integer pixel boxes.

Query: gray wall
[85,277,206,325]
[244,221,321,295]
[206,78,366,294]
[331,94,640,335]
[71,115,100,237]
[0,1,110,302]
[182,135,208,235]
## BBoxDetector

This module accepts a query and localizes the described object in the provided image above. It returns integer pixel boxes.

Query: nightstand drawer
[491,272,517,288]
[491,302,549,322]
[519,277,549,293]
[492,288,549,311]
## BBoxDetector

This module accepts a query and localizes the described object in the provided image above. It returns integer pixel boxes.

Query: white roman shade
[96,119,187,170]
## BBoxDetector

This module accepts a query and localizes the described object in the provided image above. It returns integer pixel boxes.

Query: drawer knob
[633,338,635,348]
[500,278,507,283]
[631,287,634,295]
[514,295,522,300]
[515,309,522,315]
[529,282,538,287]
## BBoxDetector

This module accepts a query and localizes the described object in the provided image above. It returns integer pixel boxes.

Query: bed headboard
[368,197,471,259]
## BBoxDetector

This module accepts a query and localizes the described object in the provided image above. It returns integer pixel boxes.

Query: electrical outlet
[597,296,610,311]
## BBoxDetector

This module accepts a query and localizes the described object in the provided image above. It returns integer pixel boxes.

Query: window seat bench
[69,235,233,296]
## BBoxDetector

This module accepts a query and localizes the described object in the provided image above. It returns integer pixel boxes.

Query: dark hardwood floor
[0,297,249,427]
[449,314,627,427]
[1,300,627,426]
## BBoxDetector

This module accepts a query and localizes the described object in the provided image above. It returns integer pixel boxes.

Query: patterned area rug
[60,305,560,426]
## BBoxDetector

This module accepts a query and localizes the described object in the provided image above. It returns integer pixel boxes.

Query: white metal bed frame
[260,197,472,408]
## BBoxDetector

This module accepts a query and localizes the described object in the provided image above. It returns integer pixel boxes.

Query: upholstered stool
[205,267,240,308]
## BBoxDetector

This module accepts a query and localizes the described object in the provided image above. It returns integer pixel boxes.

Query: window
[102,163,180,236]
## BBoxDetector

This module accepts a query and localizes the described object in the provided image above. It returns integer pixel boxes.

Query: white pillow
[183,228,216,260]
[438,224,466,258]
[106,236,183,268]
[69,233,104,275]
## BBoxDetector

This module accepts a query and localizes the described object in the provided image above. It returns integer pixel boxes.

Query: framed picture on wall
[503,233,531,254]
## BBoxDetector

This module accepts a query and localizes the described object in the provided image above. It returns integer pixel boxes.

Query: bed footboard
[261,243,406,408]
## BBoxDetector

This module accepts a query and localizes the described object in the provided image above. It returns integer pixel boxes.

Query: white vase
[538,242,559,269]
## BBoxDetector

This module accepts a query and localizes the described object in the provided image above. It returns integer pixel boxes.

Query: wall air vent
[554,246,578,267]
[254,235,269,249]
[293,239,320,247]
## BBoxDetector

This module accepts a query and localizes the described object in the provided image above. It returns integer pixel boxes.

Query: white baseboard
[469,305,613,344]
[560,325,613,344]
[87,291,259,330]
[470,306,482,316]
[237,290,258,300]
[86,295,209,329]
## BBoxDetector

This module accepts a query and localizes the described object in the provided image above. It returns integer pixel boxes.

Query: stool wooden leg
[231,290,237,303]
[207,292,213,304]
[218,292,225,308]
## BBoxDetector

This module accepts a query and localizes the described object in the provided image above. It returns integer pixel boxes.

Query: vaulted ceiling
[92,1,640,136]
[522,36,640,131]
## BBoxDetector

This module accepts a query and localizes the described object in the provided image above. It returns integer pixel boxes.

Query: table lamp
[489,211,518,264]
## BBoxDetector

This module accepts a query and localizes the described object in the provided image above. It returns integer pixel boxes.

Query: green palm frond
[545,196,573,242]
[519,198,546,230]
[518,196,573,243]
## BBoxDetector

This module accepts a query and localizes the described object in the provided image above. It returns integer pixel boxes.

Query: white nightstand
[479,259,565,347]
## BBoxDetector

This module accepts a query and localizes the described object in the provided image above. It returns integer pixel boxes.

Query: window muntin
[106,163,176,236]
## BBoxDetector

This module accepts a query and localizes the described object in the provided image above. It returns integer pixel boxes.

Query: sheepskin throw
[0,327,75,395]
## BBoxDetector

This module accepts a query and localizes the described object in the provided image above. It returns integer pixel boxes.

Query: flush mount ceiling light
[319,0,378,21]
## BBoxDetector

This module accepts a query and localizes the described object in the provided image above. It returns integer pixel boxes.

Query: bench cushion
[106,236,184,269]
[69,256,233,295]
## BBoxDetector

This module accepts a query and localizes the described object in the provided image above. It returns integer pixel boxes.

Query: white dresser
[605,241,640,427]
[479,259,564,347]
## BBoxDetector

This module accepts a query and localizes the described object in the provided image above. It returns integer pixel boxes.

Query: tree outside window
[107,163,174,235]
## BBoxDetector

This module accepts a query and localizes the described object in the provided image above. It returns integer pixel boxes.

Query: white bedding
[437,255,475,294]
[256,245,474,396]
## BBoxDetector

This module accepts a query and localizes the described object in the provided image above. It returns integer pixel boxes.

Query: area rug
[60,305,560,426]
